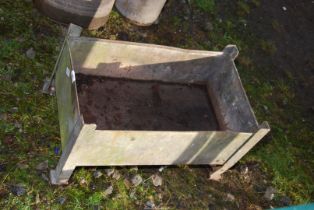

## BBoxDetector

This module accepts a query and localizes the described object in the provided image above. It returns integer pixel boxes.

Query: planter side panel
[69,38,223,84]
[55,42,80,149]
[208,55,258,133]
[67,126,252,166]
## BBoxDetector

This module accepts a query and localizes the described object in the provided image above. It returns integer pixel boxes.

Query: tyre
[33,0,115,29]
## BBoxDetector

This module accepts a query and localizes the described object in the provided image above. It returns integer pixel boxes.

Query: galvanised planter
[45,24,270,185]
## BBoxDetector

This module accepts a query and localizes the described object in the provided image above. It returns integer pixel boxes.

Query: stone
[226,193,235,202]
[151,174,162,187]
[36,160,48,171]
[239,165,249,175]
[93,170,103,179]
[131,174,143,187]
[11,107,18,113]
[14,122,23,133]
[41,173,49,182]
[129,189,136,199]
[145,201,155,209]
[124,178,131,189]
[280,196,291,206]
[35,193,40,204]
[103,185,113,197]
[11,184,26,196]
[204,22,214,32]
[80,178,87,185]
[264,186,276,201]
[263,105,270,114]
[26,48,36,59]
[57,197,66,205]
[112,170,121,180]
[105,168,115,177]
[90,183,96,191]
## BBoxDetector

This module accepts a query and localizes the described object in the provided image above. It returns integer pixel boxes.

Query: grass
[194,0,215,14]
[0,0,313,209]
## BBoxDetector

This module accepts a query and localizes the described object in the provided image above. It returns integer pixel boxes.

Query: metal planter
[47,25,269,185]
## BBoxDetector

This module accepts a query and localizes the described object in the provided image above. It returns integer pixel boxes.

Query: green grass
[194,0,216,14]
[0,0,313,209]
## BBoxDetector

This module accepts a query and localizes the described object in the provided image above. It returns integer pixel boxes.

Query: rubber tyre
[33,0,115,29]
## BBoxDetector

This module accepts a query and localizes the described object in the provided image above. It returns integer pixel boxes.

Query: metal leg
[210,122,270,180]
[50,167,75,185]
[50,142,77,185]
[50,118,83,185]
[42,24,82,95]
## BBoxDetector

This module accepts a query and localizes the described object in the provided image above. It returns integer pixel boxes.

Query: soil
[76,74,219,131]
[247,0,314,127]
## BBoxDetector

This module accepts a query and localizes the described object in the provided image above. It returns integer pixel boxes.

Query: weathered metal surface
[54,41,80,149]
[42,24,83,95]
[207,46,259,133]
[50,117,83,185]
[210,122,270,180]
[66,127,252,166]
[49,24,270,185]
[69,37,223,84]
[68,38,258,132]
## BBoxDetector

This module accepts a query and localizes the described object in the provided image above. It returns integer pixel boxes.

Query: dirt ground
[247,0,314,124]
[77,74,218,131]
